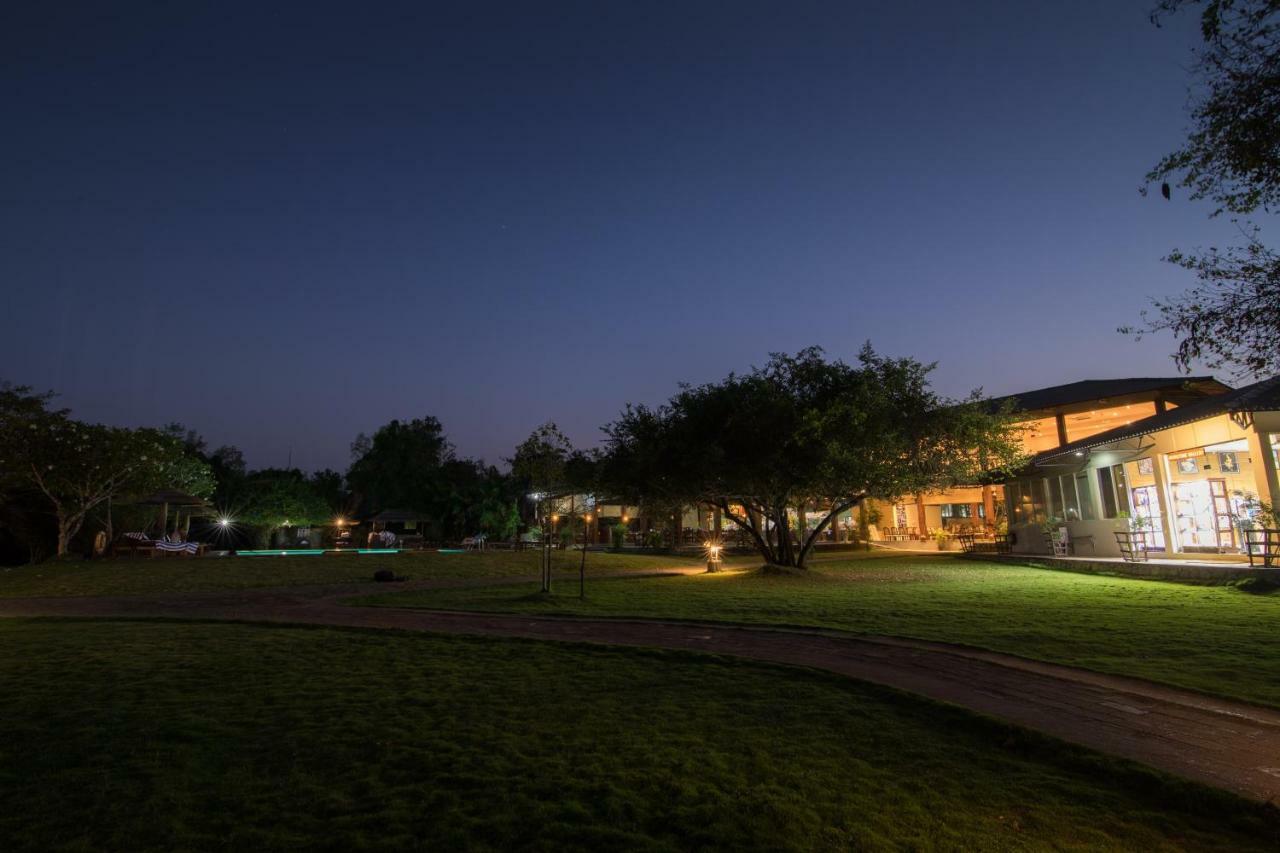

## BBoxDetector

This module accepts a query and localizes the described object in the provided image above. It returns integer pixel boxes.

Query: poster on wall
[1177,457,1201,475]
[1218,452,1240,473]
[1136,458,1154,476]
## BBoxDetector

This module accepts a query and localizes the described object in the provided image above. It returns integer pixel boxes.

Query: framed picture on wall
[1218,452,1240,473]
[1136,458,1154,476]
[1177,457,1201,475]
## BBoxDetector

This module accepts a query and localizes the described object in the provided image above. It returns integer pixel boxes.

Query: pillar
[1150,453,1178,553]
[982,485,996,526]
[915,494,927,537]
[1247,427,1280,507]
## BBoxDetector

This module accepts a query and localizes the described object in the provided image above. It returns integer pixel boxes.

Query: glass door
[1130,485,1166,551]
[1171,481,1218,549]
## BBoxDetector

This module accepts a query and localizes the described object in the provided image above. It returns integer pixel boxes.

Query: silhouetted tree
[0,384,214,556]
[598,347,1024,570]
[1131,0,1280,375]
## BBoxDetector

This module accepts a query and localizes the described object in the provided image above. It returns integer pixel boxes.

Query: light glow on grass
[355,553,1280,708]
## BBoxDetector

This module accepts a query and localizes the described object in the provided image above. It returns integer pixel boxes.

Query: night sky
[1,1,1247,471]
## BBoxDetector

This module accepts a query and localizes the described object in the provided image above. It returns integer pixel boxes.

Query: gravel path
[4,577,1279,803]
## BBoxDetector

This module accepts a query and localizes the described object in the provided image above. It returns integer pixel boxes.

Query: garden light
[705,541,723,574]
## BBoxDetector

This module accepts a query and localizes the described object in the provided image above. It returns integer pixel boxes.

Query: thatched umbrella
[132,490,213,537]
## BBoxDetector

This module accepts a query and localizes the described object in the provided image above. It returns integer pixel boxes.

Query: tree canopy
[1131,0,1280,376]
[348,416,519,541]
[347,417,452,514]
[0,384,214,556]
[598,347,1024,568]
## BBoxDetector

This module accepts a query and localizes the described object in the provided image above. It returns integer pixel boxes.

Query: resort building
[540,374,1280,562]
[1002,375,1280,558]
[877,377,1232,540]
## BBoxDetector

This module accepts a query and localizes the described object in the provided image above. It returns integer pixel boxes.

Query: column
[982,485,996,526]
[1247,427,1280,506]
[1150,453,1178,554]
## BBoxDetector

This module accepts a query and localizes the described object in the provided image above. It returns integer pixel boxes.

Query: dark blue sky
[0,1,1247,471]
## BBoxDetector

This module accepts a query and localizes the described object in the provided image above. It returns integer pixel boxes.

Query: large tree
[0,384,214,556]
[509,422,573,501]
[347,417,452,513]
[598,347,1024,570]
[1130,0,1280,375]
[234,468,333,547]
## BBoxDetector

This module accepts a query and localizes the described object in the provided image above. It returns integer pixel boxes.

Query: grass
[0,549,703,598]
[356,553,1280,708]
[0,619,1274,852]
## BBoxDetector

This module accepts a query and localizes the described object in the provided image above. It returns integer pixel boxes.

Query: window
[1097,464,1129,518]
[1010,478,1047,524]
[1098,468,1117,517]
[1074,471,1095,520]
[1047,476,1065,519]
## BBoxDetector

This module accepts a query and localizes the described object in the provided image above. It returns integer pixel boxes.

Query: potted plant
[1236,497,1280,567]
[1039,516,1068,556]
[1113,512,1150,562]
[934,528,951,551]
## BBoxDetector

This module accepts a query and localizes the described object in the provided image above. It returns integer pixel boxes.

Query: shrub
[610,525,626,549]
[1231,576,1280,595]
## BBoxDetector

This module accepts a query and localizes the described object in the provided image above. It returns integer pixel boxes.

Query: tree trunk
[56,511,86,558]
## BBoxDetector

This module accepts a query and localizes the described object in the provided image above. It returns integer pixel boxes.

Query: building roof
[988,376,1229,415]
[368,508,429,523]
[1034,373,1280,463]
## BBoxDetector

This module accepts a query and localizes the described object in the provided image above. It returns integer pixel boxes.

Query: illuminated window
[1064,402,1158,444]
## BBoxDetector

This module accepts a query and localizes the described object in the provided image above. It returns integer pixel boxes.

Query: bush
[610,525,626,549]
[1231,576,1280,595]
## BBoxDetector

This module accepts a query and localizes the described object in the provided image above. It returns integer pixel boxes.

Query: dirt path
[4,582,1280,803]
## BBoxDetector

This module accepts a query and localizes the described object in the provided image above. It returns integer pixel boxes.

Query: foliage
[347,417,452,514]
[598,346,1025,568]
[1147,0,1280,216]
[1132,1,1280,376]
[1122,229,1280,375]
[346,418,518,540]
[234,469,332,545]
[509,422,573,497]
[0,384,214,556]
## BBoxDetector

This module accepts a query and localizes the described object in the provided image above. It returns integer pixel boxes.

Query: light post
[705,541,723,573]
[580,512,591,599]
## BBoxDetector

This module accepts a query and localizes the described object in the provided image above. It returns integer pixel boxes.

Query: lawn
[0,549,703,598]
[0,620,1273,852]
[356,553,1280,708]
